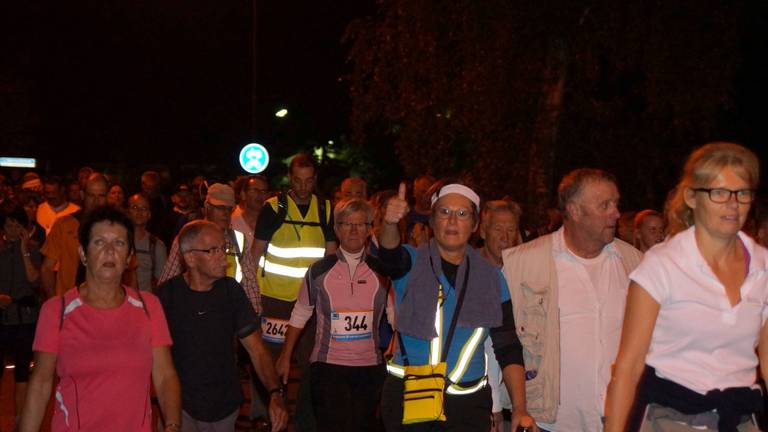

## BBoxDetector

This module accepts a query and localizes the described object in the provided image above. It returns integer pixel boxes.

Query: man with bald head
[157,220,288,431]
[40,173,109,297]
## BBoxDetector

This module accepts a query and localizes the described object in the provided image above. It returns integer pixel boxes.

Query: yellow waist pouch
[402,362,447,424]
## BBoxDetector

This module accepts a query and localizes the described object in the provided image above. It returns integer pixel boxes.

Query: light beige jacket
[501,231,642,423]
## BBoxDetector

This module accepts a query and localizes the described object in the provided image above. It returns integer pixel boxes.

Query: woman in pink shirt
[606,143,766,431]
[19,206,181,432]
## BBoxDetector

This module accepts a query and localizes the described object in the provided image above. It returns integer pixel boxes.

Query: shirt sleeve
[490,299,524,368]
[32,297,63,354]
[289,274,315,328]
[238,244,262,314]
[144,293,173,347]
[230,279,260,339]
[158,236,183,285]
[254,204,279,241]
[153,240,168,280]
[629,251,668,304]
[322,202,337,242]
[377,245,413,280]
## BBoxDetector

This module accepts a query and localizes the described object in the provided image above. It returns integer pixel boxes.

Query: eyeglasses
[129,205,149,213]
[692,188,756,204]
[336,222,371,230]
[435,207,473,220]
[184,245,226,255]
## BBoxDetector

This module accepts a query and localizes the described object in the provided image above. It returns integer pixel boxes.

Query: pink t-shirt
[33,287,172,431]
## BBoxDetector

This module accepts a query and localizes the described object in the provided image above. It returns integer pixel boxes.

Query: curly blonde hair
[665,142,759,236]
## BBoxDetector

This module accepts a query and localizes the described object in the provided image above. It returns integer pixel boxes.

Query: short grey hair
[334,198,373,224]
[179,220,219,253]
[557,168,617,219]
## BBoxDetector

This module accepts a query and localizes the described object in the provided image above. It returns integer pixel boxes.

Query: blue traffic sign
[239,143,270,174]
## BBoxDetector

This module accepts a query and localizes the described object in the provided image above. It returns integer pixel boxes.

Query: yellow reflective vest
[257,194,330,302]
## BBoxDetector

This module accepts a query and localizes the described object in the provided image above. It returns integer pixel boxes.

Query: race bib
[330,310,374,341]
[261,316,289,344]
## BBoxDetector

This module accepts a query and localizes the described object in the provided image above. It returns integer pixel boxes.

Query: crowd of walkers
[1,142,768,432]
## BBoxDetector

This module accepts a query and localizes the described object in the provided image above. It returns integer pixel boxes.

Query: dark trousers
[310,362,386,432]
[380,374,491,432]
[0,323,35,382]
[254,295,317,431]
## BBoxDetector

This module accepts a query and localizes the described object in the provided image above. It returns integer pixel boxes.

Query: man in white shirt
[502,168,643,431]
[36,176,80,234]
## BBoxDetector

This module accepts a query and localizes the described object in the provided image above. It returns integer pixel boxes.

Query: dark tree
[345,0,746,223]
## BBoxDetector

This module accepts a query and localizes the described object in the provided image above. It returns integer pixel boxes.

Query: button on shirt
[631,226,768,394]
[539,228,630,432]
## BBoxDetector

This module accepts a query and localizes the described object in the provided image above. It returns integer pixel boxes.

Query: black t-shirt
[254,196,336,242]
[156,275,259,421]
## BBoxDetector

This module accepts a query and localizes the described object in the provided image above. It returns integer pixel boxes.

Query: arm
[604,282,660,432]
[251,238,267,267]
[18,352,57,432]
[491,299,532,430]
[19,232,40,283]
[241,332,289,432]
[151,346,182,431]
[40,256,57,299]
[276,281,314,384]
[379,182,409,249]
[275,325,303,384]
[759,320,768,383]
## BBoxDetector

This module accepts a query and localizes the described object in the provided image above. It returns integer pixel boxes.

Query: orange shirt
[41,215,81,296]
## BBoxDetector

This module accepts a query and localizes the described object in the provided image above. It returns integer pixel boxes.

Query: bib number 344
[331,310,373,341]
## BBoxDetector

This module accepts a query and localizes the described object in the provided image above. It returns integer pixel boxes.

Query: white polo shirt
[539,228,631,432]
[630,226,768,394]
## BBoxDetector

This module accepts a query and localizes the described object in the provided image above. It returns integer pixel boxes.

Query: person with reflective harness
[158,183,259,313]
[378,179,531,431]
[251,154,337,430]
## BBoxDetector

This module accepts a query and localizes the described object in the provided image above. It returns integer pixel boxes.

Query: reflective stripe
[258,256,309,279]
[266,244,325,259]
[446,377,487,395]
[447,328,485,383]
[386,361,405,378]
[429,300,442,365]
[233,230,245,282]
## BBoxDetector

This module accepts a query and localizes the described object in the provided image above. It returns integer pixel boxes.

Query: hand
[274,353,291,385]
[19,226,30,253]
[490,411,504,432]
[269,395,289,432]
[0,294,11,309]
[511,408,538,431]
[384,182,409,225]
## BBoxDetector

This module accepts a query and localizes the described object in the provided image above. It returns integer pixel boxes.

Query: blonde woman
[606,143,766,431]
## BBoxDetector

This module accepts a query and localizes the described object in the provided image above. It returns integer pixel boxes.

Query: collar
[552,226,619,262]
[680,225,767,275]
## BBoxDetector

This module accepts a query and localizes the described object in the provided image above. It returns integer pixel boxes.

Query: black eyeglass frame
[691,188,756,204]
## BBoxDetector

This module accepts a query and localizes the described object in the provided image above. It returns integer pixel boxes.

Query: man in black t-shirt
[156,220,288,431]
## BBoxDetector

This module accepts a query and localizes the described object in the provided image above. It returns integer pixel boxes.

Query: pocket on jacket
[517,281,548,358]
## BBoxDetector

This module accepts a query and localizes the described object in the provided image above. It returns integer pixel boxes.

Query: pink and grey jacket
[288,250,395,367]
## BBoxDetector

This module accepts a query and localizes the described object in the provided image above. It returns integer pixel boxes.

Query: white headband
[430,184,480,210]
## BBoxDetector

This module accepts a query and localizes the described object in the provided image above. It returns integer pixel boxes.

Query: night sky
[2,1,768,187]
[2,0,373,178]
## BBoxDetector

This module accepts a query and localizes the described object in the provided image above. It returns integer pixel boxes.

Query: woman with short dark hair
[19,206,181,432]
